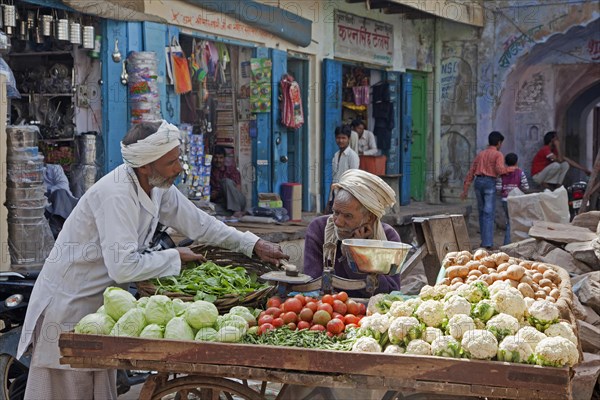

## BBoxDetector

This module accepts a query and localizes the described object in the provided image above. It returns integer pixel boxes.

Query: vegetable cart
[59,332,573,400]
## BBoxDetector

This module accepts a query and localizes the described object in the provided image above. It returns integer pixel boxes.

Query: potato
[519,260,533,269]
[478,265,490,275]
[458,250,472,258]
[456,255,471,265]
[506,265,526,281]
[497,262,510,273]
[543,270,559,284]
[532,273,544,283]
[481,258,497,268]
[508,279,520,288]
[499,271,509,280]
[534,290,547,299]
[531,282,540,292]
[549,288,560,300]
[451,277,464,285]
[466,275,478,283]
[539,278,553,288]
[493,252,510,264]
[473,249,488,260]
[520,275,533,285]
[489,272,500,282]
[468,269,482,277]
[466,261,481,271]
[480,274,493,285]
[508,257,520,265]
[446,265,469,279]
[536,263,549,273]
[545,296,556,303]
[441,278,451,286]
[518,283,535,298]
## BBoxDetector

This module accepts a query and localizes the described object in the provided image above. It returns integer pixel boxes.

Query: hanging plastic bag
[167,37,192,94]
[280,74,304,129]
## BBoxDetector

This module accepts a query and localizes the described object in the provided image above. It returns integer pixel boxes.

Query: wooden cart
[59,332,573,400]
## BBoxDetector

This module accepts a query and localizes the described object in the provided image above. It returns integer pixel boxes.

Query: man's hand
[253,239,290,266]
[176,247,206,264]
[460,191,468,201]
[352,223,374,239]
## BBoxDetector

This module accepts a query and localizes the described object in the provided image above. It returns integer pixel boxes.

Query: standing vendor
[304,169,400,297]
[18,120,288,399]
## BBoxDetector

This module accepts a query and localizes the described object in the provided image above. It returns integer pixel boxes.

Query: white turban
[120,120,182,168]
[323,169,397,265]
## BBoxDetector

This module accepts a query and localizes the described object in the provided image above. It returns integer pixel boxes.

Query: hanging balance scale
[260,240,412,298]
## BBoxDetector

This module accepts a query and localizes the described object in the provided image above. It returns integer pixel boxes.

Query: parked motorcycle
[567,181,587,220]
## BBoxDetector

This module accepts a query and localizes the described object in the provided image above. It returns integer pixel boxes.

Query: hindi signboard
[334,10,394,67]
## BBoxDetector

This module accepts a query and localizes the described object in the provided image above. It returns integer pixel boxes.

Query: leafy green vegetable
[75,313,115,335]
[109,308,146,337]
[185,300,219,329]
[140,324,165,339]
[103,287,137,321]
[374,293,405,314]
[195,327,218,341]
[144,295,175,325]
[164,317,195,340]
[151,261,270,300]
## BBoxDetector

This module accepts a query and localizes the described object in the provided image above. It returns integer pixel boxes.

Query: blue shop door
[400,73,413,205]
[321,59,342,209]
[271,49,288,195]
[252,47,272,205]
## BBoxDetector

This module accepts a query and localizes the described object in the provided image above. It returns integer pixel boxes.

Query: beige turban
[121,120,182,168]
[323,169,397,265]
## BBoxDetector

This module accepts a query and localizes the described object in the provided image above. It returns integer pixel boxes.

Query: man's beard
[334,217,369,241]
[148,170,178,189]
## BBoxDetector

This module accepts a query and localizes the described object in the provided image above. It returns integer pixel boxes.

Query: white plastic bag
[507,186,570,241]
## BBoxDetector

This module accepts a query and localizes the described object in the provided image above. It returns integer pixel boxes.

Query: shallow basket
[136,245,279,312]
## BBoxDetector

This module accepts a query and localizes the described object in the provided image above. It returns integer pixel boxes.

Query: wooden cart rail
[59,333,573,399]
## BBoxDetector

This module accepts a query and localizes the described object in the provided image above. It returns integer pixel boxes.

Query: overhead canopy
[347,0,484,28]
[62,0,166,22]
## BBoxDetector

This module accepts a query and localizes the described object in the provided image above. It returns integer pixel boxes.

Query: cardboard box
[258,193,283,208]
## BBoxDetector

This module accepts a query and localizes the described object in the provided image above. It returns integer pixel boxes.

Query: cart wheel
[149,376,265,400]
[0,354,28,400]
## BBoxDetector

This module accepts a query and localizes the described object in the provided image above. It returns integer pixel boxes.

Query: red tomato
[337,291,349,302]
[332,312,343,320]
[272,318,284,328]
[265,307,282,318]
[310,324,326,332]
[321,294,334,305]
[297,320,311,330]
[304,301,318,313]
[299,308,314,322]
[294,294,306,306]
[317,303,333,315]
[312,310,332,326]
[345,323,358,331]
[287,322,297,330]
[344,314,359,325]
[304,296,316,303]
[346,300,360,316]
[258,323,275,335]
[332,300,347,315]
[258,315,274,326]
[357,303,367,316]
[283,298,303,314]
[258,311,267,320]
[326,331,334,337]
[266,296,282,308]
[327,318,345,334]
[282,311,298,324]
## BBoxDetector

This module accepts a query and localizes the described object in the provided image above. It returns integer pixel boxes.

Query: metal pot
[82,25,94,49]
[34,26,44,44]
[41,15,53,36]
[4,5,17,28]
[56,18,69,41]
[69,22,81,45]
[18,20,28,41]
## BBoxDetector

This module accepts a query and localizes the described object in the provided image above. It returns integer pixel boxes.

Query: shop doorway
[409,71,428,201]
[287,56,310,210]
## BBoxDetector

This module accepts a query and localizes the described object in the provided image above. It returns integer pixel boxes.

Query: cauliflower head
[423,327,444,344]
[383,344,405,355]
[419,285,436,300]
[415,300,446,328]
[497,335,534,363]
[359,313,391,341]
[527,300,560,332]
[447,314,475,341]
[471,299,497,323]
[444,295,472,318]
[517,326,547,349]
[461,329,498,360]
[544,321,577,345]
[431,335,461,358]
[492,288,526,319]
[406,339,432,355]
[352,336,382,353]
[388,316,423,345]
[535,336,579,367]
[388,298,421,318]
[489,280,512,296]
[486,313,520,341]
[462,281,490,303]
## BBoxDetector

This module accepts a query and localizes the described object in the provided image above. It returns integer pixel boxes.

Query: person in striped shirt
[461,131,516,249]
[496,153,529,245]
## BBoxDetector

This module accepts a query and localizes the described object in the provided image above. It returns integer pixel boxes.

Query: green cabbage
[103,287,137,321]
[184,300,219,329]
[75,313,116,335]
[137,297,150,309]
[96,305,106,314]
[229,307,257,327]
[172,299,189,316]
[144,295,175,325]
[216,326,244,343]
[140,324,165,339]
[109,308,146,337]
[164,317,195,340]
[216,314,248,332]
[195,327,218,341]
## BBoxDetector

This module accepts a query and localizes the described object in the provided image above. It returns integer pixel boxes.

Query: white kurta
[332,147,359,183]
[356,130,379,156]
[18,164,259,369]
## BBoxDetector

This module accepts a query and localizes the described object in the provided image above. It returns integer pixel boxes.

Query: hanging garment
[352,85,369,106]
[280,74,304,129]
[372,81,391,103]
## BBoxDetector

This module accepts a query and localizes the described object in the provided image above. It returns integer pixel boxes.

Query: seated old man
[210,146,246,217]
[304,169,400,298]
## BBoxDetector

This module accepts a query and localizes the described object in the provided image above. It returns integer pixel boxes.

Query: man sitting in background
[350,119,379,156]
[44,162,78,238]
[210,146,246,218]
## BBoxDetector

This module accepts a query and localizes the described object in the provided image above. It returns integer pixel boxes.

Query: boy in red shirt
[496,153,529,245]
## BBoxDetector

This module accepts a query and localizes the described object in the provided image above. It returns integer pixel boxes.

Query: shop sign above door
[334,10,394,67]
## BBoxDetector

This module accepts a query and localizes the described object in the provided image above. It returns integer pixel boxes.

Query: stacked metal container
[127,51,162,124]
[6,125,53,271]
[71,132,98,197]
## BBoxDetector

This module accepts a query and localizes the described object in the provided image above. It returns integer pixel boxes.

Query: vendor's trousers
[474,176,496,248]
[25,365,117,400]
[532,161,569,185]
[222,178,247,212]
